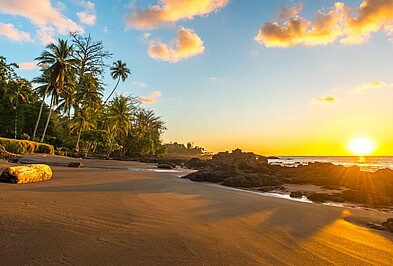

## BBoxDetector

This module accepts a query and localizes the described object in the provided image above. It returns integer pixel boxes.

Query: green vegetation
[165,142,206,157]
[0,34,166,157]
[0,137,54,155]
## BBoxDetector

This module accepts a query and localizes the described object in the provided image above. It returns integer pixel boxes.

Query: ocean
[268,156,393,172]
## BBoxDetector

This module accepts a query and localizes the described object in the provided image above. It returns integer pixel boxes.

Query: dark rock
[157,163,175,169]
[257,186,283,192]
[222,173,282,188]
[290,191,303,198]
[67,162,84,168]
[7,156,20,163]
[307,193,329,203]
[185,164,244,183]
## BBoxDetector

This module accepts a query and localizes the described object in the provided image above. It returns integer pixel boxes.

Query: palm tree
[34,39,78,142]
[68,106,97,152]
[75,73,103,109]
[104,60,131,104]
[6,80,30,139]
[105,95,136,156]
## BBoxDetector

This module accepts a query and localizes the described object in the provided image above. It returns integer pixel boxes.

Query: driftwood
[0,164,52,184]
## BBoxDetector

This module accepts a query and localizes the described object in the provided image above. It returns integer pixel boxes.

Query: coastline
[1,155,392,265]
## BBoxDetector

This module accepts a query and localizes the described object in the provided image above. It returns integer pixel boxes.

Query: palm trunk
[14,107,18,139]
[75,126,82,152]
[104,78,120,105]
[40,93,54,143]
[32,83,50,140]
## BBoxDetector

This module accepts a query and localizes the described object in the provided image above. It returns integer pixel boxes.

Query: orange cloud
[139,90,162,104]
[312,95,337,104]
[126,0,228,29]
[148,27,205,62]
[255,0,393,47]
[0,0,83,44]
[0,23,32,42]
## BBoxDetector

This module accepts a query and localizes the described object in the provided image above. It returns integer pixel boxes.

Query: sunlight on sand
[299,216,393,265]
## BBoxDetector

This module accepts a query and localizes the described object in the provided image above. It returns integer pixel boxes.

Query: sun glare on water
[347,137,376,156]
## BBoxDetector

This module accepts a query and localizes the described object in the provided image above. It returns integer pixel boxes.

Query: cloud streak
[148,27,205,62]
[126,0,228,29]
[255,0,393,47]
[0,23,32,42]
[0,0,84,44]
[312,95,337,104]
[139,90,162,104]
[17,61,37,70]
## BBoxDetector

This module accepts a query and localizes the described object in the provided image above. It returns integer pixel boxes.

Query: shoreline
[1,155,392,265]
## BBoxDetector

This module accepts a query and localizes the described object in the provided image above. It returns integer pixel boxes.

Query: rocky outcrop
[290,191,303,198]
[183,150,393,208]
[367,218,393,233]
[0,164,52,184]
[157,163,175,169]
[67,162,84,168]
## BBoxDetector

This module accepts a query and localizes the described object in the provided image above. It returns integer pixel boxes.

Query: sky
[1,0,393,156]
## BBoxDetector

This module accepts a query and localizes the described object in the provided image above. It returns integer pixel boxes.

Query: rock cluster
[0,164,52,184]
[183,151,393,207]
[367,218,393,233]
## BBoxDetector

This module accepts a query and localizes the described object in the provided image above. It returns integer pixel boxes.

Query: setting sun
[347,137,376,156]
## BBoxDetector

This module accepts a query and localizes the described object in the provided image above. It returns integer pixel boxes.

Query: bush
[0,137,54,155]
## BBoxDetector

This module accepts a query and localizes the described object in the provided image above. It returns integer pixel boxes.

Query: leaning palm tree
[6,80,30,139]
[104,60,131,104]
[34,39,78,142]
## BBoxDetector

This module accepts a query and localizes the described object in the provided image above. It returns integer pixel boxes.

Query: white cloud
[209,76,218,81]
[133,81,147,88]
[0,23,32,42]
[77,0,96,26]
[0,0,84,44]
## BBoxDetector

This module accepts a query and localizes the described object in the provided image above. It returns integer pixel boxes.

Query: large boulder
[212,149,264,165]
[185,164,244,183]
[222,173,282,188]
[0,164,52,184]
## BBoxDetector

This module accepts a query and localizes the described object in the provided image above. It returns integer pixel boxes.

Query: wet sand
[0,155,392,265]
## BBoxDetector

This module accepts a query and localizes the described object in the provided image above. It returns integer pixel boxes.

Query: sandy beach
[0,155,392,265]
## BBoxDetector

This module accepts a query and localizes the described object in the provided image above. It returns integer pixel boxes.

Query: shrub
[0,137,54,155]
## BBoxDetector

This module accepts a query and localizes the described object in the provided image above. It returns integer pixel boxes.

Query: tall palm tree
[68,106,97,152]
[105,95,136,156]
[104,60,131,104]
[6,80,30,139]
[34,39,78,142]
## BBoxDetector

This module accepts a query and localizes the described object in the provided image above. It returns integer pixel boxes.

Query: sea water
[268,156,393,172]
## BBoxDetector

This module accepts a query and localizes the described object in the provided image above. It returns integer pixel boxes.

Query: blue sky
[1,0,393,155]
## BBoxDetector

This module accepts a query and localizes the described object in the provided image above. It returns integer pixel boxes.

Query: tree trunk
[14,106,18,139]
[75,126,82,152]
[32,83,50,140]
[40,93,54,143]
[104,78,120,105]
